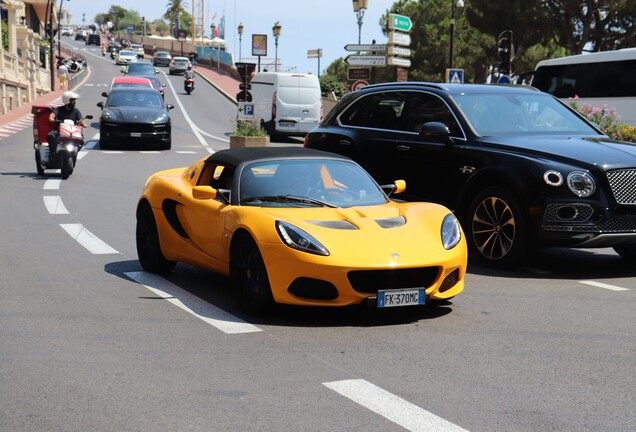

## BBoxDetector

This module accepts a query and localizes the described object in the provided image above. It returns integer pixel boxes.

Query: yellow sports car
[136,147,467,313]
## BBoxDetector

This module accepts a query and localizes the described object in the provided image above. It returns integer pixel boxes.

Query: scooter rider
[184,64,195,80]
[47,91,87,159]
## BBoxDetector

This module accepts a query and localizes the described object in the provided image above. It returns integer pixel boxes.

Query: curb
[194,67,238,105]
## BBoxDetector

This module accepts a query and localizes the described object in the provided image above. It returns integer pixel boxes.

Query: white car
[130,44,145,59]
[115,50,138,65]
[168,56,191,75]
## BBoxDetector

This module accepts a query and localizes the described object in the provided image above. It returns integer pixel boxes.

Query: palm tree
[164,0,189,33]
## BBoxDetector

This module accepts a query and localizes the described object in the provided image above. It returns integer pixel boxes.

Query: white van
[249,72,322,137]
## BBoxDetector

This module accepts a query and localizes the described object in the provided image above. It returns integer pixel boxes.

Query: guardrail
[68,66,88,90]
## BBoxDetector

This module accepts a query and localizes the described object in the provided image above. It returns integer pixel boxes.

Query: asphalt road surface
[1,37,635,432]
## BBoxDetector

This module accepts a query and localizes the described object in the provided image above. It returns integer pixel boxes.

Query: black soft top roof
[205,147,350,168]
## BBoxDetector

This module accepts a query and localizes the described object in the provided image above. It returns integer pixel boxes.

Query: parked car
[96,88,173,150]
[305,82,636,267]
[115,50,137,65]
[135,147,466,313]
[152,51,172,66]
[121,62,159,77]
[130,44,145,59]
[168,56,191,75]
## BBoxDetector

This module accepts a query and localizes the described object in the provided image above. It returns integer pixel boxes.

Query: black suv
[305,82,636,267]
[86,33,101,46]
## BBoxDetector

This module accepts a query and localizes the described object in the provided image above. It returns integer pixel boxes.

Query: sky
[65,0,398,75]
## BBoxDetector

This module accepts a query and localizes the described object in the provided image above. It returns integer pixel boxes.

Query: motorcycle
[32,105,93,179]
[184,78,195,95]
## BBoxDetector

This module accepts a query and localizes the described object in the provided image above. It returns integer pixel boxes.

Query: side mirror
[192,186,217,200]
[162,83,167,88]
[155,68,159,74]
[96,102,104,109]
[419,121,453,144]
[101,91,109,98]
[166,104,174,111]
[381,180,406,197]
[85,114,94,120]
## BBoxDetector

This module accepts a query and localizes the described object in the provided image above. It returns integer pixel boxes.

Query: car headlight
[103,111,116,121]
[567,171,596,197]
[153,113,169,123]
[441,214,462,250]
[276,221,329,256]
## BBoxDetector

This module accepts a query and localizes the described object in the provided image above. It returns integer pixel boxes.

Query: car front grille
[348,267,439,294]
[111,123,167,133]
[543,216,636,233]
[607,169,636,205]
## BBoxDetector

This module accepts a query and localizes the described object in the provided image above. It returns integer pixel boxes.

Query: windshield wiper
[242,195,337,208]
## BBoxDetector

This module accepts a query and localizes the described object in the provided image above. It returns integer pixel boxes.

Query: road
[1,38,635,432]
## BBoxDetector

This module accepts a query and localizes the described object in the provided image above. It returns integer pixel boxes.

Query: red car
[109,76,153,92]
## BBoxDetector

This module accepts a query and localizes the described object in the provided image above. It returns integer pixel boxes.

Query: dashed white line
[43,179,62,190]
[323,379,469,432]
[44,196,69,214]
[579,280,630,291]
[125,271,262,334]
[60,223,119,254]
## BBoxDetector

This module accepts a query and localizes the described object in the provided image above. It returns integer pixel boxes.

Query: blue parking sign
[244,104,254,116]
[238,102,255,120]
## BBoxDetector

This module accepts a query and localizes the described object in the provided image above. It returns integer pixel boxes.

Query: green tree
[164,0,189,35]
[152,19,169,36]
[107,5,127,31]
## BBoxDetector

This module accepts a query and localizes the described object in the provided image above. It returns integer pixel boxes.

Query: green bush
[231,120,267,137]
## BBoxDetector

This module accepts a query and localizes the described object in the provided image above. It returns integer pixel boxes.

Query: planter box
[230,135,269,148]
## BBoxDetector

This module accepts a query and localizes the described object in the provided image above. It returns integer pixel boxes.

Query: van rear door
[275,75,322,135]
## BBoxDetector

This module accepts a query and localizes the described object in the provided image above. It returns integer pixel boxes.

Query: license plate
[278,121,295,128]
[377,288,425,308]
[131,132,141,137]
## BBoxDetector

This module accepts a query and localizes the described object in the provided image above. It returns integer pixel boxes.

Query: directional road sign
[388,32,411,47]
[388,14,412,32]
[307,48,323,58]
[388,57,411,67]
[348,68,371,80]
[345,55,387,67]
[344,44,387,52]
[388,46,411,57]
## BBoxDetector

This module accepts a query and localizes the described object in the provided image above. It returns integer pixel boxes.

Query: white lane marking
[193,125,229,142]
[77,150,89,160]
[206,147,215,154]
[43,179,62,190]
[60,223,120,254]
[579,280,630,292]
[43,196,69,214]
[323,379,469,432]
[163,74,211,148]
[125,271,262,334]
[140,151,161,154]
[176,151,197,154]
[101,151,124,154]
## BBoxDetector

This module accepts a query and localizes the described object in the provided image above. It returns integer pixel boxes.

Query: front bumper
[100,122,170,145]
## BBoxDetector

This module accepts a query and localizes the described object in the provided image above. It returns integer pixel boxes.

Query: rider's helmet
[187,64,192,70]
[62,91,80,105]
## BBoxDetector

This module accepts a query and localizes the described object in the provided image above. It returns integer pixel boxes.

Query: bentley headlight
[276,221,329,256]
[567,171,596,197]
[441,214,462,250]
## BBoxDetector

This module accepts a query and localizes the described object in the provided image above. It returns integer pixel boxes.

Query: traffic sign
[388,14,412,32]
[388,46,411,57]
[348,68,371,80]
[344,43,387,52]
[388,57,411,67]
[352,80,369,91]
[497,75,511,84]
[388,32,411,46]
[344,55,387,66]
[307,48,322,58]
[445,68,464,83]
[238,102,255,120]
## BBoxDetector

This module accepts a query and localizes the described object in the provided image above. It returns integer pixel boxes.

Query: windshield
[107,91,163,108]
[239,159,387,208]
[453,92,601,136]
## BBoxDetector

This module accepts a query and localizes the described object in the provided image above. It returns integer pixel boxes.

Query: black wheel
[466,186,528,268]
[136,202,176,274]
[230,234,274,314]
[34,149,44,176]
[613,244,636,261]
[60,155,73,179]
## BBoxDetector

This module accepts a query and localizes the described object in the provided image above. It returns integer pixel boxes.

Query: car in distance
[305,82,636,267]
[115,50,137,65]
[135,147,467,313]
[74,30,86,41]
[85,33,101,46]
[168,56,191,75]
[130,43,145,59]
[96,88,173,150]
[145,75,166,99]
[152,51,172,66]
[122,61,159,77]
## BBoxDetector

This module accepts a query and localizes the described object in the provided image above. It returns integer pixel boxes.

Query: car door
[176,163,233,263]
[393,91,469,208]
[335,91,409,186]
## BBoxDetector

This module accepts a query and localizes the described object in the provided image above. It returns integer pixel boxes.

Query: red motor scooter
[32,105,93,179]
[184,78,194,95]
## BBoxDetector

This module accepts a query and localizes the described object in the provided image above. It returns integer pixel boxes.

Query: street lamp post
[237,22,244,62]
[57,0,67,57]
[210,23,220,70]
[272,21,281,72]
[352,0,368,45]
[449,0,464,69]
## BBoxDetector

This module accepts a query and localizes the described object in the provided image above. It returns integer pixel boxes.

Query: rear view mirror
[419,122,453,144]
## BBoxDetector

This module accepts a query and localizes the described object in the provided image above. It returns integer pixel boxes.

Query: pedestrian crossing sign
[445,68,464,83]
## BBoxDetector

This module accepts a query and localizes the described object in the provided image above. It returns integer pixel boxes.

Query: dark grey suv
[305,82,636,267]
